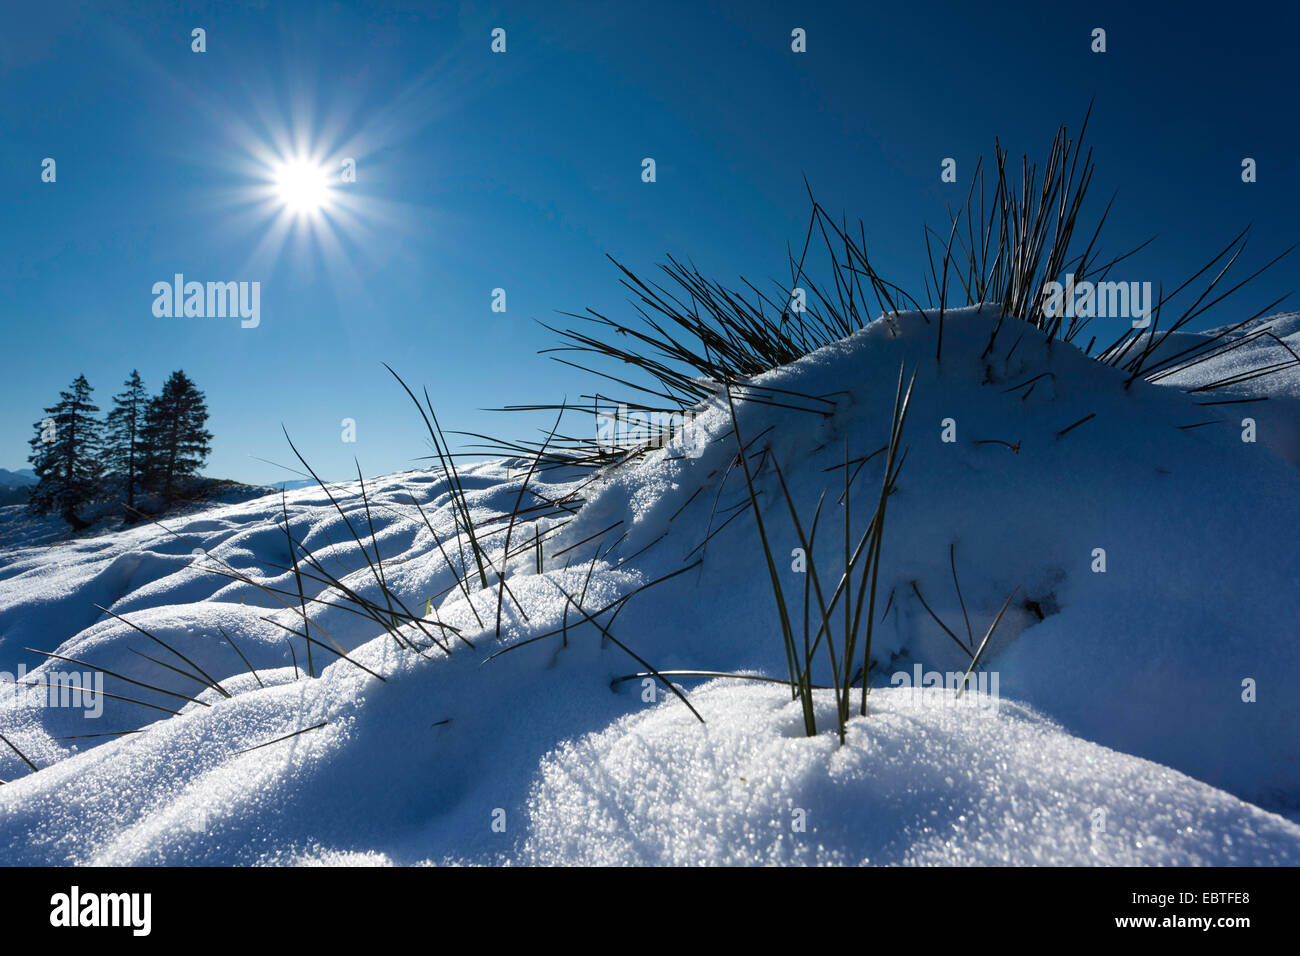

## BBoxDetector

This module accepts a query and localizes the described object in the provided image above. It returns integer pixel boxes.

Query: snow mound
[520,683,1300,866]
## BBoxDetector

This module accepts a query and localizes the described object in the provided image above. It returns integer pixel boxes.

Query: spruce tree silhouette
[27,374,103,528]
[141,370,213,503]
[104,369,149,515]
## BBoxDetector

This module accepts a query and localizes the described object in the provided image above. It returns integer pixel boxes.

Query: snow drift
[1,307,1298,865]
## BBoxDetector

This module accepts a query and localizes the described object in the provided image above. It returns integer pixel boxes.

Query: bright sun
[272,158,332,215]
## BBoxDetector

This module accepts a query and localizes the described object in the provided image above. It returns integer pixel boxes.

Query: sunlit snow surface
[1,308,1297,865]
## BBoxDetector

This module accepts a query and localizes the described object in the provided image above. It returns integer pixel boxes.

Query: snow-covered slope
[1,307,1297,865]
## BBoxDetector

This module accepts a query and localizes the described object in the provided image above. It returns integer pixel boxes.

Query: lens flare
[272,157,332,215]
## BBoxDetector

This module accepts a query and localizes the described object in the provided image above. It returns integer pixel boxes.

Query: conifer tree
[104,370,149,513]
[141,371,212,501]
[26,374,103,527]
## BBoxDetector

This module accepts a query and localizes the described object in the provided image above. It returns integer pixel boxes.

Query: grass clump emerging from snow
[724,364,912,741]
[494,105,1293,476]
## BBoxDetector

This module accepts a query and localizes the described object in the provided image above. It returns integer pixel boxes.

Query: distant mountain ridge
[0,468,36,486]
[0,469,35,505]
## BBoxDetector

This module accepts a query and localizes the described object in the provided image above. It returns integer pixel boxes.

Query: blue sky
[2,0,1296,484]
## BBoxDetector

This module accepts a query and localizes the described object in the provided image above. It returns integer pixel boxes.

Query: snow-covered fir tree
[26,374,103,527]
[140,370,213,501]
[104,369,149,514]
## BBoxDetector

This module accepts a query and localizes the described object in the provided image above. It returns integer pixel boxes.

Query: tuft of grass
[496,405,565,642]
[384,364,493,589]
[497,107,1290,483]
[723,362,915,742]
[93,603,231,699]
